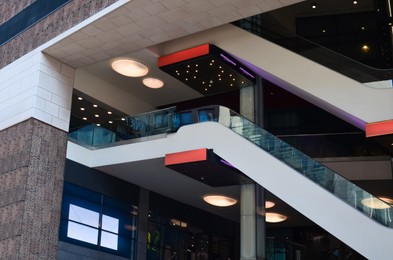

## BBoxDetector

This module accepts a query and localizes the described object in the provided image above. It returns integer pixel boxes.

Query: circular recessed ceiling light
[266,212,287,223]
[111,59,149,77]
[265,201,275,209]
[361,197,393,209]
[203,195,237,207]
[143,77,164,89]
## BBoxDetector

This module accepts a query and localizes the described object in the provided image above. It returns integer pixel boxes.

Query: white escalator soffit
[155,24,393,130]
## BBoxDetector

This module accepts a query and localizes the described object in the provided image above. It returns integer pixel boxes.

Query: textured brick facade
[0,0,118,69]
[0,0,37,24]
[0,119,68,259]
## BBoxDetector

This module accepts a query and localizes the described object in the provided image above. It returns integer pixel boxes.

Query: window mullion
[98,194,104,248]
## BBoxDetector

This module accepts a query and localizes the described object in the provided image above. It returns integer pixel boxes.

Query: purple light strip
[240,67,255,79]
[220,53,237,66]
[220,159,237,169]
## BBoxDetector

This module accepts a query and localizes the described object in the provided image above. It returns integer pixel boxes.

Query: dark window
[0,0,72,45]
[60,182,138,258]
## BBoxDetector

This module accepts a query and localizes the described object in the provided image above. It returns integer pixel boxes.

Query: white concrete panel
[0,51,74,131]
[52,116,70,131]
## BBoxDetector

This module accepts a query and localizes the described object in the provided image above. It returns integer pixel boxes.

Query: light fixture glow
[111,59,149,77]
[142,78,164,89]
[361,44,370,53]
[361,197,393,209]
[266,212,287,223]
[170,218,188,228]
[311,2,317,9]
[78,97,83,100]
[203,195,237,207]
[265,201,275,209]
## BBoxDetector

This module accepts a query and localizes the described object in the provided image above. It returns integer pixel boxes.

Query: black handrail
[233,16,393,83]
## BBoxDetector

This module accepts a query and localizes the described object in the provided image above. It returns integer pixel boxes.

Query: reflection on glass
[102,215,119,233]
[67,221,98,245]
[69,204,99,227]
[101,231,118,250]
[222,107,393,227]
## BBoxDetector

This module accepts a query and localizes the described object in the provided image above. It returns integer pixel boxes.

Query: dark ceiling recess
[158,44,256,96]
[70,90,127,131]
[165,148,252,187]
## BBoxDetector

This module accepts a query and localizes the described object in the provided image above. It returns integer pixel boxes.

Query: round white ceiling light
[265,200,275,209]
[361,197,393,209]
[143,77,164,89]
[265,212,287,223]
[203,195,237,207]
[111,59,149,77]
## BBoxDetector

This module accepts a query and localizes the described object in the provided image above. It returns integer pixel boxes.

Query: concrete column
[0,119,67,259]
[239,78,265,260]
[240,184,265,260]
[240,84,255,121]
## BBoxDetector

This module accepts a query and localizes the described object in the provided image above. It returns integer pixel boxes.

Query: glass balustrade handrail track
[68,105,393,227]
[224,108,393,228]
[232,16,393,84]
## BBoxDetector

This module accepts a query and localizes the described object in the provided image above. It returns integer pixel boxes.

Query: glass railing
[68,107,177,148]
[219,107,393,228]
[68,106,219,148]
[69,105,393,227]
[232,16,393,84]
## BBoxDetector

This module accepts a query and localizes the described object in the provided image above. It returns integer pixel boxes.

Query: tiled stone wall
[0,0,118,69]
[0,52,74,132]
[0,119,67,259]
[0,0,37,24]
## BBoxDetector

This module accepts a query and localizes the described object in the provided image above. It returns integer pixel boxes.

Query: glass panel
[67,221,98,245]
[198,108,216,122]
[69,204,99,228]
[233,15,393,84]
[102,215,119,233]
[69,107,176,148]
[179,111,193,125]
[101,231,118,250]
[219,107,393,227]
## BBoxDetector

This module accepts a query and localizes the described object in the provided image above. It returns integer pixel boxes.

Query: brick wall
[0,0,117,69]
[0,0,37,24]
[0,119,67,259]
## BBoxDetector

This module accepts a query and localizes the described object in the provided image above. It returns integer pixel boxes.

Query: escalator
[169,107,393,259]
[68,106,393,259]
[156,23,393,130]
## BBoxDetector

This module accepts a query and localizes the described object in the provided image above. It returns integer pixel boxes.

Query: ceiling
[80,48,203,109]
[59,0,393,228]
[95,156,316,227]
